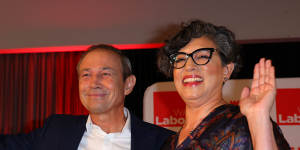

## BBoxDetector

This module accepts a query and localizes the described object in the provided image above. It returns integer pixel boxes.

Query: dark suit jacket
[0,113,175,150]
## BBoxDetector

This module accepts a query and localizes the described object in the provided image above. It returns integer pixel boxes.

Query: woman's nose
[184,57,197,71]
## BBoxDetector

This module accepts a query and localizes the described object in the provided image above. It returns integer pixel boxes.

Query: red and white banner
[143,78,300,149]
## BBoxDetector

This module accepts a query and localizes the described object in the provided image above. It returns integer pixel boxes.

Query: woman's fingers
[265,60,271,87]
[269,62,276,88]
[251,63,259,95]
[240,86,250,100]
[251,58,276,95]
[259,58,265,90]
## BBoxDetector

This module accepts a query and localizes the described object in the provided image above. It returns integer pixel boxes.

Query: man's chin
[88,108,106,115]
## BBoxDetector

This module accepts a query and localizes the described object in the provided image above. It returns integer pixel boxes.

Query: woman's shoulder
[202,104,251,139]
[200,104,252,149]
[209,104,249,131]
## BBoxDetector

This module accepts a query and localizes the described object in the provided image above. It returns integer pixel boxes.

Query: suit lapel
[130,113,140,150]
[61,115,88,150]
[131,113,152,150]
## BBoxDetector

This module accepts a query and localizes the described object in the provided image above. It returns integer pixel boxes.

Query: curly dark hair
[157,20,241,78]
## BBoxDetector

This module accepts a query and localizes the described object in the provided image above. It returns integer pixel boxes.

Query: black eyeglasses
[169,48,216,69]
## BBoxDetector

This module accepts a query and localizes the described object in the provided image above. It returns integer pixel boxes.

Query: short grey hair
[77,44,132,80]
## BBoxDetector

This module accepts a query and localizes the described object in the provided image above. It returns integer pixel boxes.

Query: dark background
[124,41,300,119]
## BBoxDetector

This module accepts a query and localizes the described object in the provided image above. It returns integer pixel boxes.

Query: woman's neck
[184,98,226,131]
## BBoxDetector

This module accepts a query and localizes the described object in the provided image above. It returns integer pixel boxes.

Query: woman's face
[173,37,228,107]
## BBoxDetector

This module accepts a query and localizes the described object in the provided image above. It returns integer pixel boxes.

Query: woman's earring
[224,77,229,82]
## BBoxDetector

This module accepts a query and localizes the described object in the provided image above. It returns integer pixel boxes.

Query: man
[0,44,175,150]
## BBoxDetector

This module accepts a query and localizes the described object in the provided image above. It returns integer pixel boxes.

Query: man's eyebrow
[79,67,115,73]
[102,67,113,71]
[102,67,118,74]
[79,68,90,73]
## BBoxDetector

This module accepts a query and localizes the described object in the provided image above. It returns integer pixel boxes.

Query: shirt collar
[86,107,131,135]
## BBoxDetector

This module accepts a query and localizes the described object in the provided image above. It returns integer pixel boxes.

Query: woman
[158,20,290,149]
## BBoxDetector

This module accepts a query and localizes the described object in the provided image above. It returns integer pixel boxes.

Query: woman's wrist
[246,112,277,150]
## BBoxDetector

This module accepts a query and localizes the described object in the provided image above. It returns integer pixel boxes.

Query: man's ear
[124,75,136,95]
[224,63,235,79]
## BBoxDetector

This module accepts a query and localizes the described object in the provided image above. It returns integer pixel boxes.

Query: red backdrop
[0,52,88,134]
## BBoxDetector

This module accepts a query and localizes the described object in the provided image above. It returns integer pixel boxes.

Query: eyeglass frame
[169,48,216,69]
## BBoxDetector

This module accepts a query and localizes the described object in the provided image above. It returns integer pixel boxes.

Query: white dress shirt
[77,108,131,150]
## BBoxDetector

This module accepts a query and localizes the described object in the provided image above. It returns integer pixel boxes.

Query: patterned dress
[160,104,290,150]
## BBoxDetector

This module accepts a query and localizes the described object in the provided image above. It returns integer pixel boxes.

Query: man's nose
[90,74,102,88]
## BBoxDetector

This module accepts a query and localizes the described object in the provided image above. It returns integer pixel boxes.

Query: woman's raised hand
[239,58,276,117]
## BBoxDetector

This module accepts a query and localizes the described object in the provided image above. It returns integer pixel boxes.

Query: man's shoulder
[130,113,175,135]
[129,113,175,150]
[36,114,87,140]
[43,114,87,129]
[47,114,87,121]
[140,119,175,134]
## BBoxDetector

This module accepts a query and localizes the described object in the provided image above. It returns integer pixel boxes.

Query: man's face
[78,49,126,115]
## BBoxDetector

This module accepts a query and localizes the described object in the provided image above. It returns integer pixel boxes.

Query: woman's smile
[182,75,203,86]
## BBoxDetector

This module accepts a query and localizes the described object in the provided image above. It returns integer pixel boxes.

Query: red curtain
[0,52,88,134]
